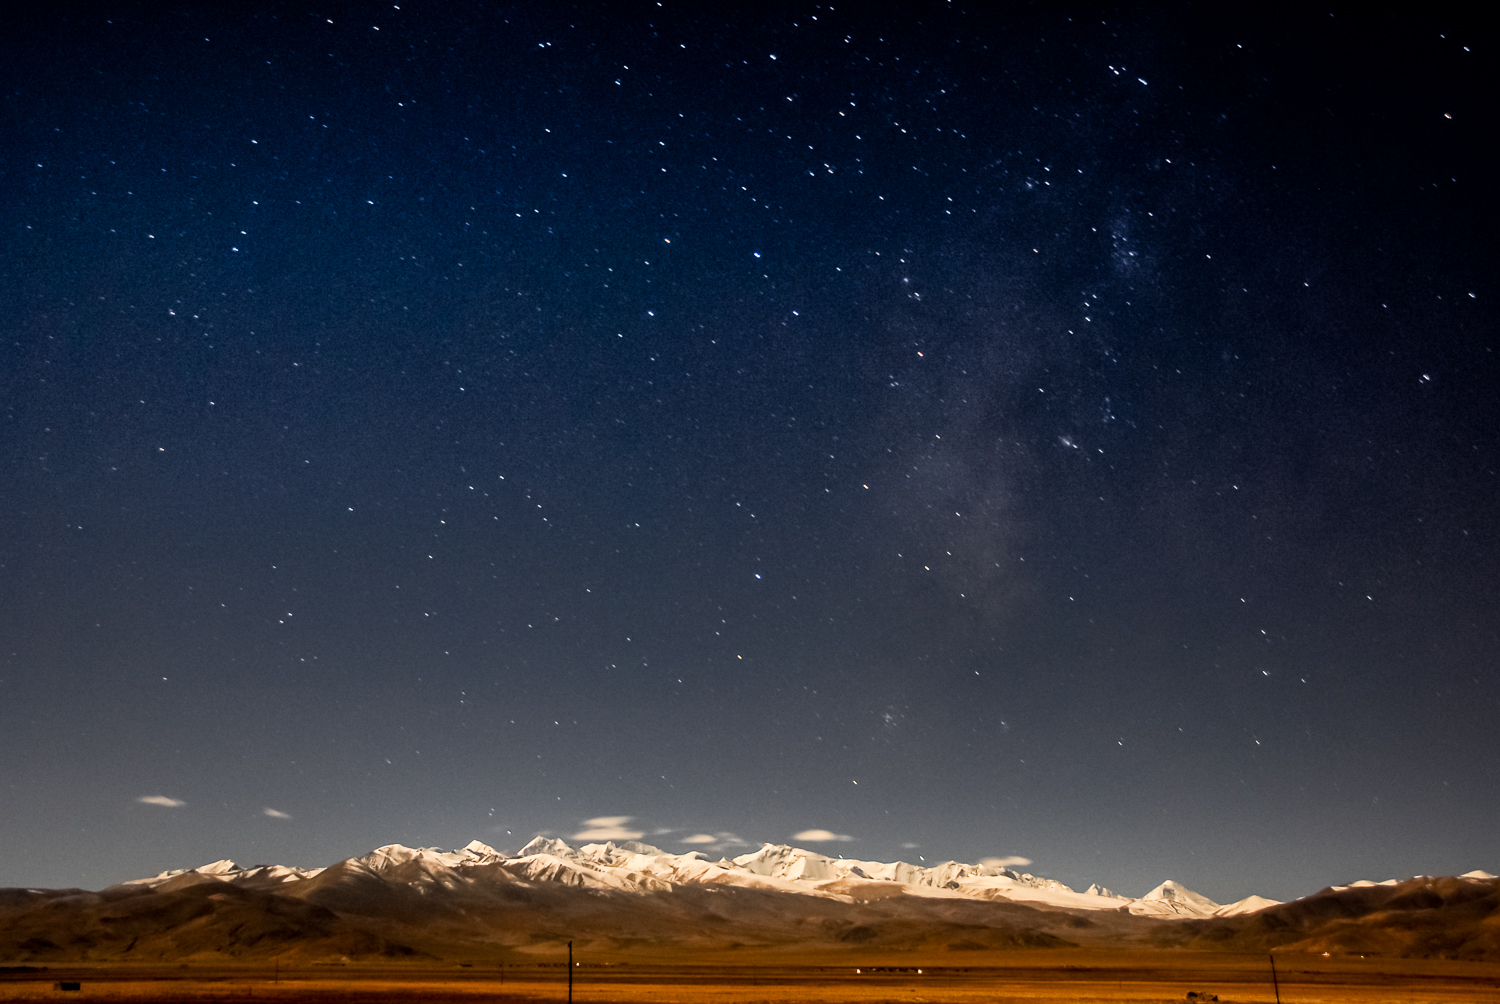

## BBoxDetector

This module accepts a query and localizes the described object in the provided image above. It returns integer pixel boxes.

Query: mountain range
[2,838,1494,962]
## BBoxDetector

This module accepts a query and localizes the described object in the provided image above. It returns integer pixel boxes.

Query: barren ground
[4,951,1499,1003]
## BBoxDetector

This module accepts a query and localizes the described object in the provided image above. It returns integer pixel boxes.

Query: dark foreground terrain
[4,952,1500,1003]
[4,870,1497,965]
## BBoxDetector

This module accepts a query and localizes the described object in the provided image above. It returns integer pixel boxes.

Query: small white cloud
[137,795,186,808]
[676,831,749,850]
[794,828,853,843]
[263,807,291,819]
[900,842,921,849]
[583,815,632,828]
[981,855,1033,869]
[572,815,644,841]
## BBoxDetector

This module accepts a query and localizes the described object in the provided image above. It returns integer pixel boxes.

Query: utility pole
[1269,953,1281,1004]
[568,941,573,1003]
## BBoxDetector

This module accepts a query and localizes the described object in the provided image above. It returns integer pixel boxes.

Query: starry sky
[2,4,1494,903]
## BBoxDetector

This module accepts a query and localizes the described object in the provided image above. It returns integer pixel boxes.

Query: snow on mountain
[1212,894,1280,917]
[957,874,1135,911]
[576,842,759,889]
[110,837,1265,920]
[120,858,324,888]
[1325,871,1496,893]
[719,842,1131,911]
[1129,880,1222,918]
[517,836,570,858]
[1330,878,1403,892]
[354,840,508,873]
[15,851,1490,965]
[119,867,195,887]
[506,851,633,891]
[488,838,1143,913]
[235,863,328,884]
[733,843,846,882]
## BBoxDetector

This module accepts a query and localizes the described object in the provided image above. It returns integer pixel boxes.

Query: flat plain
[4,951,1498,1003]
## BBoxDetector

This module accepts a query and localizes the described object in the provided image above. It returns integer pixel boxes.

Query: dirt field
[3,951,1498,1003]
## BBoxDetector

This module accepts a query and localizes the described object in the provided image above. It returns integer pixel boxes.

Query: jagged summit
[461,839,505,861]
[517,835,570,858]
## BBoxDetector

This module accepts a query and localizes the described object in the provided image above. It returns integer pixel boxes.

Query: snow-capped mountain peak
[517,835,573,859]
[460,839,506,863]
[1213,894,1282,917]
[733,843,846,882]
[1129,879,1222,917]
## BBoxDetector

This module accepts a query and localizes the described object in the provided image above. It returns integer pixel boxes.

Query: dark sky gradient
[2,4,1494,903]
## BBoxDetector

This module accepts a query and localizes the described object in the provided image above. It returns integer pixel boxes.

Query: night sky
[3,4,1494,904]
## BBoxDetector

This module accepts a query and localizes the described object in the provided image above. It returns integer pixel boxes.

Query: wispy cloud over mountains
[571,816,643,841]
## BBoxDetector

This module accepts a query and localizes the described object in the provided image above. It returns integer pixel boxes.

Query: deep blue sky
[2,3,1493,903]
